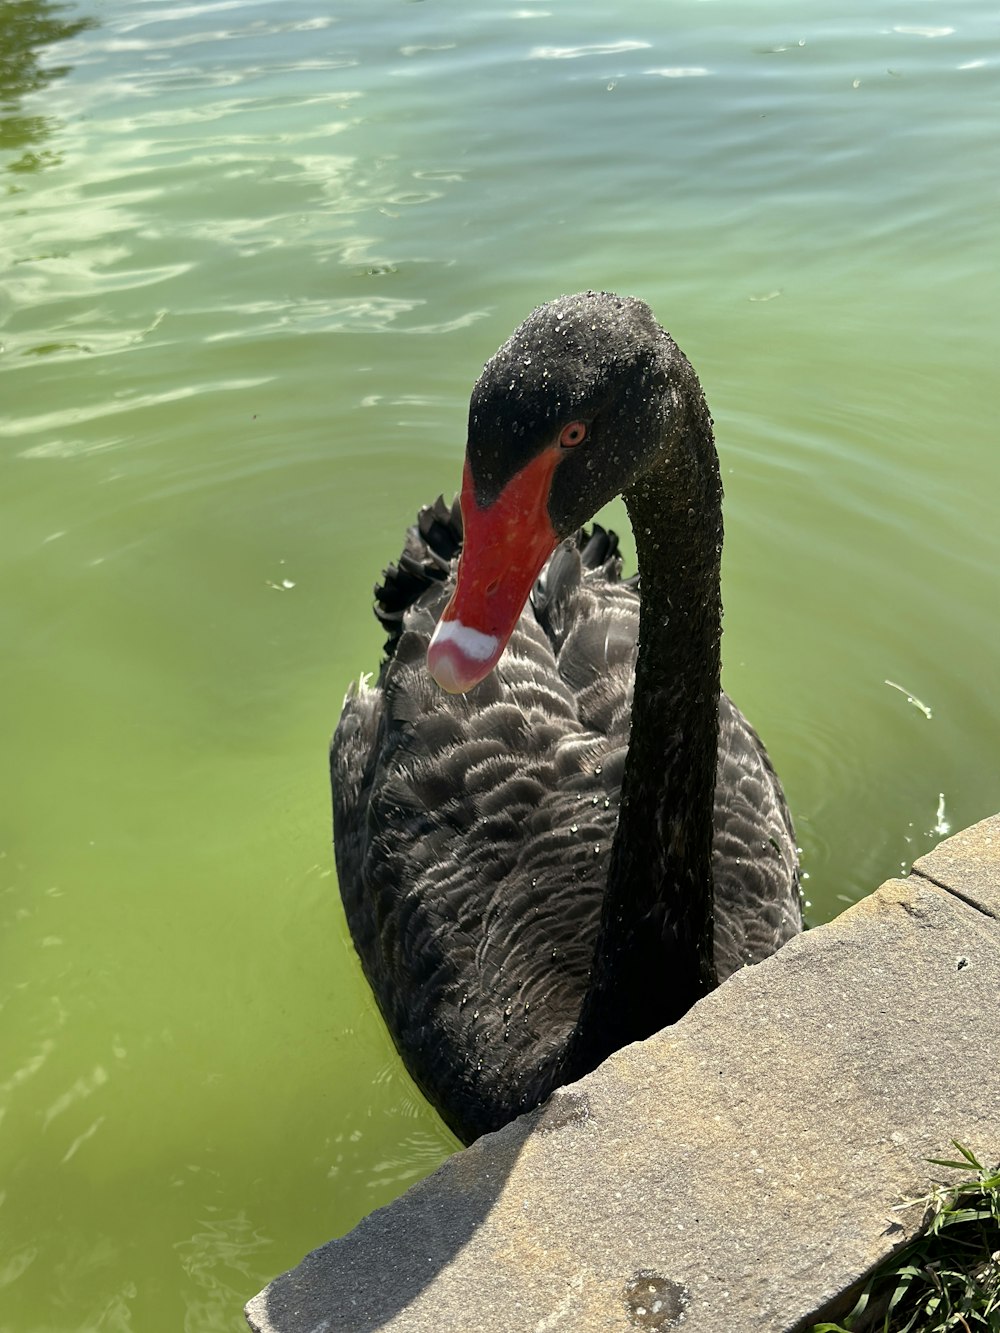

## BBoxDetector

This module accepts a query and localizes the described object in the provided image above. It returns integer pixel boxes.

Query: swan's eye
[559,421,587,449]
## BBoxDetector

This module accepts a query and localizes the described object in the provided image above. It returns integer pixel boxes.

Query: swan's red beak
[428,451,560,693]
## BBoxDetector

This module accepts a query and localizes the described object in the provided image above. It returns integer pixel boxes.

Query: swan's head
[428,291,678,694]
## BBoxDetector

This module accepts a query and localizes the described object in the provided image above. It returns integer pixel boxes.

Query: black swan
[331,291,802,1145]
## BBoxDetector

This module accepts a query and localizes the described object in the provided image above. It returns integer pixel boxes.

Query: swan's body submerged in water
[331,292,802,1145]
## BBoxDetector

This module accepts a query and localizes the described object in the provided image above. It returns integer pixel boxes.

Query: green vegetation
[810,1144,1000,1333]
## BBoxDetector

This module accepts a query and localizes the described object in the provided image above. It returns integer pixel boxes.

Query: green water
[1,1,998,1327]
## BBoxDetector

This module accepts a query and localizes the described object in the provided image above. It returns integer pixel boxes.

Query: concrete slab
[913,811,1000,919]
[246,871,1000,1333]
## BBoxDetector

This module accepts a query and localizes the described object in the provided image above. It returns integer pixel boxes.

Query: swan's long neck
[567,361,723,1077]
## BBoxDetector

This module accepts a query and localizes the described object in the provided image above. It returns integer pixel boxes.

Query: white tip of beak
[427,618,501,694]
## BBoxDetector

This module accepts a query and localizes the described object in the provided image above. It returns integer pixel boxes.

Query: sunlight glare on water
[1,1,998,1328]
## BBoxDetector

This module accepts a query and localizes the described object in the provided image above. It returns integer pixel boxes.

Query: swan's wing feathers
[532,526,626,651]
[332,532,632,1137]
[374,495,463,654]
[578,523,621,571]
[552,582,639,745]
[530,531,639,741]
[711,694,802,978]
[330,679,386,966]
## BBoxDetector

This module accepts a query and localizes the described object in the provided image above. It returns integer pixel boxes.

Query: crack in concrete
[909,866,1000,925]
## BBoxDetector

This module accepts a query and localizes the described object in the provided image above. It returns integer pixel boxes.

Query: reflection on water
[0,1,96,171]
[176,1214,271,1333]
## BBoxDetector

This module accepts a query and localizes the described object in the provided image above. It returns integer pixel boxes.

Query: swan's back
[331,500,801,1142]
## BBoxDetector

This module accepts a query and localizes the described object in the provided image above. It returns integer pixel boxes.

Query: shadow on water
[0,1,96,172]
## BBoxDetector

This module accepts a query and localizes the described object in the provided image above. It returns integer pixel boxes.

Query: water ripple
[0,1039,55,1098]
[175,1212,271,1333]
[10,378,271,452]
[42,1064,109,1130]
[202,297,488,340]
[645,66,711,78]
[61,1115,107,1165]
[0,1246,38,1292]
[892,25,955,38]
[530,40,652,59]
